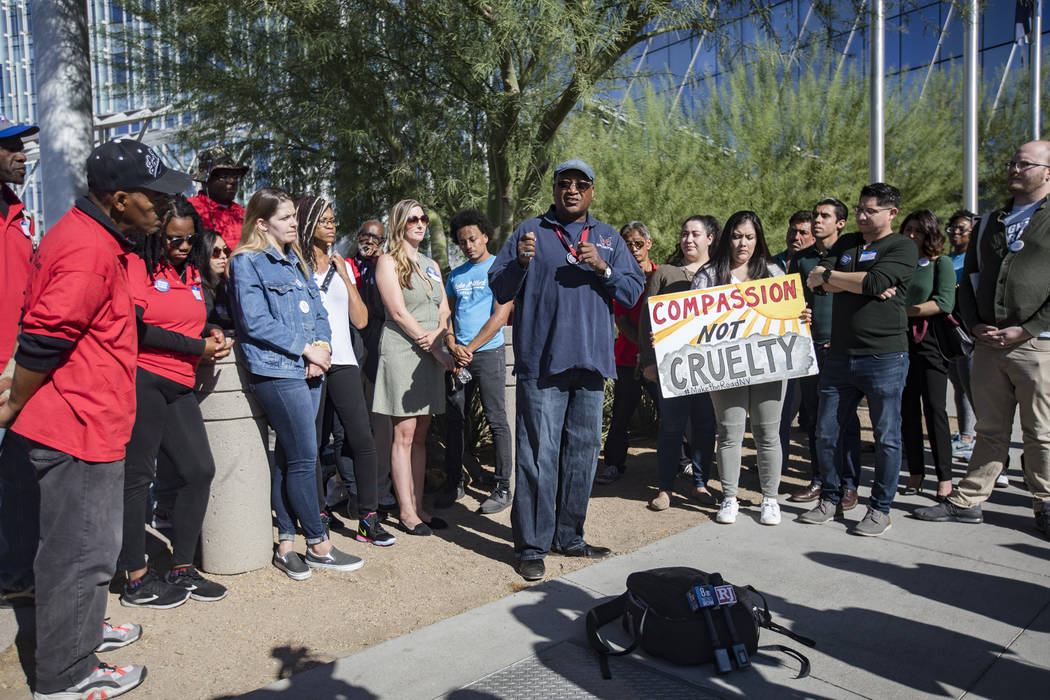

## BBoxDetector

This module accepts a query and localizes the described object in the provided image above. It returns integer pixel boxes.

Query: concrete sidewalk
[238,474,1050,699]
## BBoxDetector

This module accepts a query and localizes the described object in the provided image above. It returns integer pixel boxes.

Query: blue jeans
[512,369,604,560]
[0,431,38,592]
[657,392,715,491]
[816,352,909,513]
[249,374,326,544]
[800,343,862,489]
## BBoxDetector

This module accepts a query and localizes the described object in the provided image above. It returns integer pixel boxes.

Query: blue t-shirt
[1004,200,1042,246]
[951,252,966,284]
[446,256,503,352]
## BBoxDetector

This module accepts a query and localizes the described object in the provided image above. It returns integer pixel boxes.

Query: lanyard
[552,225,591,261]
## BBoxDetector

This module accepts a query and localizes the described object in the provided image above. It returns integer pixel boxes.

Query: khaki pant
[951,337,1050,512]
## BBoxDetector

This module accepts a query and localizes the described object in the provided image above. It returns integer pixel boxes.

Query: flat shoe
[424,516,449,530]
[648,492,671,511]
[401,521,433,536]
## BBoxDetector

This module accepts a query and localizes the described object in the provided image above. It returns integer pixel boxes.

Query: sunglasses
[407,215,430,226]
[166,234,198,248]
[624,240,647,250]
[556,179,593,192]
[211,246,231,259]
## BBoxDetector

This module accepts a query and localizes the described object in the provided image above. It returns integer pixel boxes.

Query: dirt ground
[0,425,861,700]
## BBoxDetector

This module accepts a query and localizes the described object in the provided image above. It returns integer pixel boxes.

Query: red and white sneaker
[95,622,142,652]
[33,662,146,699]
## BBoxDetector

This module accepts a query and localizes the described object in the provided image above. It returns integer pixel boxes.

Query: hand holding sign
[576,240,606,273]
[517,232,536,268]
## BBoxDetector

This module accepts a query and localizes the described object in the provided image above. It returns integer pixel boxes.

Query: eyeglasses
[359,233,385,243]
[406,215,430,226]
[166,234,198,248]
[1005,160,1050,172]
[211,246,231,258]
[317,217,337,228]
[556,179,593,192]
[624,239,647,250]
[945,225,972,234]
[854,205,892,217]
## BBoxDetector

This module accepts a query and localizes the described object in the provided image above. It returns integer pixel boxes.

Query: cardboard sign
[648,274,818,397]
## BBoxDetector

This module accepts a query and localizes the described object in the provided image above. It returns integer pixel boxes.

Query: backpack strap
[758,644,812,679]
[586,592,642,680]
[745,586,816,648]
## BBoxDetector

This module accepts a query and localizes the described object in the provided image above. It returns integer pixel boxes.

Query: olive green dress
[372,255,447,416]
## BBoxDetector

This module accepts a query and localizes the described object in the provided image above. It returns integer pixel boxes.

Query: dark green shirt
[903,254,955,312]
[794,244,833,344]
[819,232,917,355]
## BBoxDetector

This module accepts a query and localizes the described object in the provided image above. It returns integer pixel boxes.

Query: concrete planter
[195,351,273,574]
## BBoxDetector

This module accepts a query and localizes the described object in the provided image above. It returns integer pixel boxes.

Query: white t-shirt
[314,265,358,367]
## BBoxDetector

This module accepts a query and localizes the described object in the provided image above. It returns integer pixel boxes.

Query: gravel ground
[0,430,839,700]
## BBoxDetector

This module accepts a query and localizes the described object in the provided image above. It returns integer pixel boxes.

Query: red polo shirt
[188,192,245,251]
[13,205,137,463]
[613,263,656,367]
[129,256,207,387]
[0,185,33,369]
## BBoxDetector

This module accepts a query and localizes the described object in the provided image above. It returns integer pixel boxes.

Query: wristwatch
[821,267,833,284]
[601,265,613,280]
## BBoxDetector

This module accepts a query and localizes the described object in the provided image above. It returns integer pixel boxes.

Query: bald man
[916,140,1050,537]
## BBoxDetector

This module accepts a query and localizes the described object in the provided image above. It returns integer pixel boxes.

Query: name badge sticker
[154,279,170,292]
[299,300,310,313]
[426,266,441,282]
[20,219,31,238]
[1009,239,1025,252]
[191,285,203,301]
[839,253,852,265]
[859,250,878,263]
[918,257,930,267]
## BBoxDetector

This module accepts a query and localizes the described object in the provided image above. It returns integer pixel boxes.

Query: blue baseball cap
[553,158,594,182]
[0,116,39,140]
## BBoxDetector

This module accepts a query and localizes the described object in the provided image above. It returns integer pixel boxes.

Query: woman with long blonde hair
[372,199,454,535]
[229,187,363,579]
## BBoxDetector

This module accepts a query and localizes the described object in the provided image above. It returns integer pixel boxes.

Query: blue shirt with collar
[488,206,643,379]
[229,245,332,378]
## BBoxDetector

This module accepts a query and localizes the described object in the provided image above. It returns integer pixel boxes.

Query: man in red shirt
[0,118,39,604]
[187,144,248,250]
[0,139,191,700]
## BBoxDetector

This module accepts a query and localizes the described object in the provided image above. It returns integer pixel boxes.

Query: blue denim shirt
[229,246,332,378]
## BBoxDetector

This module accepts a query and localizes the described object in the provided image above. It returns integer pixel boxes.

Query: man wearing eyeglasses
[187,145,248,251]
[916,140,1050,537]
[490,159,644,581]
[801,183,916,537]
[0,118,39,606]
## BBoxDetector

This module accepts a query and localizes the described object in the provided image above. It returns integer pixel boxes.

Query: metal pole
[988,42,1018,129]
[869,0,885,183]
[30,0,94,230]
[963,0,979,212]
[920,4,954,100]
[1032,0,1043,139]
[837,0,866,77]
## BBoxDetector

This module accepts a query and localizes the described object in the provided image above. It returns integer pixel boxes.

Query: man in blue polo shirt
[439,209,514,515]
[489,159,643,581]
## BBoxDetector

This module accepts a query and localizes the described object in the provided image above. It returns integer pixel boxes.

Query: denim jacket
[229,246,331,378]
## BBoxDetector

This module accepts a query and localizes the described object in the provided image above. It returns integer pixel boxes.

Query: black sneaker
[356,511,397,546]
[165,566,228,602]
[120,570,189,609]
[322,507,346,532]
[33,662,146,699]
[1036,508,1049,537]
[479,483,512,515]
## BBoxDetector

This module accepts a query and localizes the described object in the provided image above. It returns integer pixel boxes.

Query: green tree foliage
[559,47,1047,259]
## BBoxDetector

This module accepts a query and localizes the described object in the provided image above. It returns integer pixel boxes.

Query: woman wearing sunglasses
[296,195,395,546]
[372,199,455,535]
[194,228,234,334]
[230,188,362,580]
[118,195,233,609]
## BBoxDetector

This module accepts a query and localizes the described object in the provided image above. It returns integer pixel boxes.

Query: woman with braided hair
[296,195,395,546]
[118,194,233,609]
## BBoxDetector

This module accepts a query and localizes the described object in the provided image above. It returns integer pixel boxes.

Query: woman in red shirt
[117,195,232,609]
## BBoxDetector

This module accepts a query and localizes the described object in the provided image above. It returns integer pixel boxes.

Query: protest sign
[647,274,818,397]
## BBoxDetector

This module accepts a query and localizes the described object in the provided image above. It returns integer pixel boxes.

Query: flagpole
[870,0,885,182]
[1033,0,1043,139]
[963,0,979,212]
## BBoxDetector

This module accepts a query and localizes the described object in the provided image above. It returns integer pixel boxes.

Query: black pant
[603,365,659,468]
[119,368,216,571]
[317,364,378,516]
[445,346,513,488]
[14,436,124,693]
[902,344,953,482]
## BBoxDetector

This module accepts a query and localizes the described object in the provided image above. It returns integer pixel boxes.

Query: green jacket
[960,196,1050,337]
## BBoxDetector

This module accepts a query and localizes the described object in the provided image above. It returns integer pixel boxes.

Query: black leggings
[119,368,216,572]
[902,346,953,483]
[317,364,378,516]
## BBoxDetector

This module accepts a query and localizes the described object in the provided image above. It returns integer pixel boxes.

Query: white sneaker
[995,473,1009,488]
[760,497,781,525]
[715,497,738,524]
